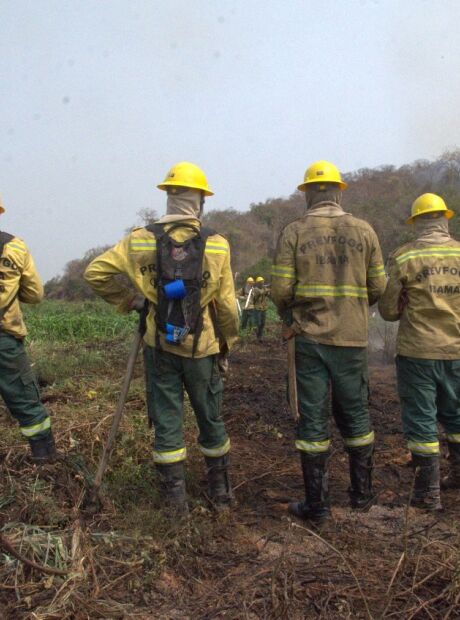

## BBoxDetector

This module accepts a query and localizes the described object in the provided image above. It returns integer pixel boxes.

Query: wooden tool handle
[287,337,300,422]
[92,329,143,491]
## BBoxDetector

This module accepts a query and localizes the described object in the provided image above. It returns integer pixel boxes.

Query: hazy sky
[1,0,460,280]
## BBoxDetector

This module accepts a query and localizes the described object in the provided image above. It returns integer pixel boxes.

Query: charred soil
[1,330,459,619]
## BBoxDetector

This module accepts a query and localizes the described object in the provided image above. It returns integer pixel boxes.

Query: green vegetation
[20,300,137,390]
[23,300,137,343]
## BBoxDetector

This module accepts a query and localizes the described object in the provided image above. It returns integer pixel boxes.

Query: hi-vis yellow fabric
[271,204,386,346]
[84,220,239,358]
[0,235,44,338]
[379,236,460,359]
[153,447,187,464]
[20,416,51,438]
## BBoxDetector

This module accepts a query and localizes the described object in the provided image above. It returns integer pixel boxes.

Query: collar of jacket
[306,202,348,217]
[155,214,201,225]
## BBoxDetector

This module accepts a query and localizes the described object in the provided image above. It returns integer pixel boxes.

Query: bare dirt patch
[1,332,459,618]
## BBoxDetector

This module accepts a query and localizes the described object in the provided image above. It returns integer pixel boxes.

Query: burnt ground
[1,331,460,619]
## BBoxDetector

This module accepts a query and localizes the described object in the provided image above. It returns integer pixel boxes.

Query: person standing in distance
[253,276,270,342]
[238,276,255,331]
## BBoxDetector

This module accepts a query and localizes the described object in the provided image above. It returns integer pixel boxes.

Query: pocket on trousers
[20,369,40,399]
[152,354,168,378]
[3,369,21,384]
[361,373,370,406]
[209,379,224,395]
[0,337,24,382]
[209,359,224,395]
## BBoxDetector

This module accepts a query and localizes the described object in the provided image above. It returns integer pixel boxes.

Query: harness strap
[145,223,217,356]
[191,227,215,358]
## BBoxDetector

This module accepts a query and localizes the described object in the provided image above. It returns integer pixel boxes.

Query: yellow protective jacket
[84,220,239,358]
[253,285,270,311]
[0,233,44,338]
[238,286,255,310]
[271,203,386,346]
[378,234,460,359]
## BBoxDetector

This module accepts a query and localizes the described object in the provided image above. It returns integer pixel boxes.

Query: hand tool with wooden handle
[287,337,300,422]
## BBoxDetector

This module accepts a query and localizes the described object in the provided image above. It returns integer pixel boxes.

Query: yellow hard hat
[247,277,255,283]
[298,160,347,191]
[256,276,264,282]
[407,193,454,225]
[157,161,214,196]
[0,194,4,215]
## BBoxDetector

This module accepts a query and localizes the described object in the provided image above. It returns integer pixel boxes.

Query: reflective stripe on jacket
[84,219,239,358]
[271,203,386,346]
[0,235,44,338]
[379,235,460,359]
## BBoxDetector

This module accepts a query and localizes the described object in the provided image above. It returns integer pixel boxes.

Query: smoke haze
[1,0,460,279]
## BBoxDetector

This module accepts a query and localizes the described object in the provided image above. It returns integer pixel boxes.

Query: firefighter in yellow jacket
[0,195,56,463]
[253,276,270,342]
[238,277,255,330]
[271,161,386,524]
[379,194,460,511]
[85,163,239,514]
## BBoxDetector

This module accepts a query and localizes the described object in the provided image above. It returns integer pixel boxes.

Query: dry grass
[0,307,459,618]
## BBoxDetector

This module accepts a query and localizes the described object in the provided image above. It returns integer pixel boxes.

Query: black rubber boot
[256,325,264,343]
[29,431,57,465]
[155,462,189,515]
[288,452,331,525]
[205,454,233,511]
[410,454,442,511]
[348,444,375,510]
[441,442,460,490]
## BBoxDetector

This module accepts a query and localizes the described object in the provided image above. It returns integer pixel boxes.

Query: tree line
[45,150,460,300]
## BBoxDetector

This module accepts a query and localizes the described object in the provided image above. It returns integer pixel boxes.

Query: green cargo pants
[253,310,266,339]
[0,334,51,441]
[294,337,374,454]
[396,355,460,456]
[241,309,255,330]
[143,345,230,464]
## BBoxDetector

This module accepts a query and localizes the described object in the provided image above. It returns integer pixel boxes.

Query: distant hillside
[204,150,460,280]
[46,150,460,298]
